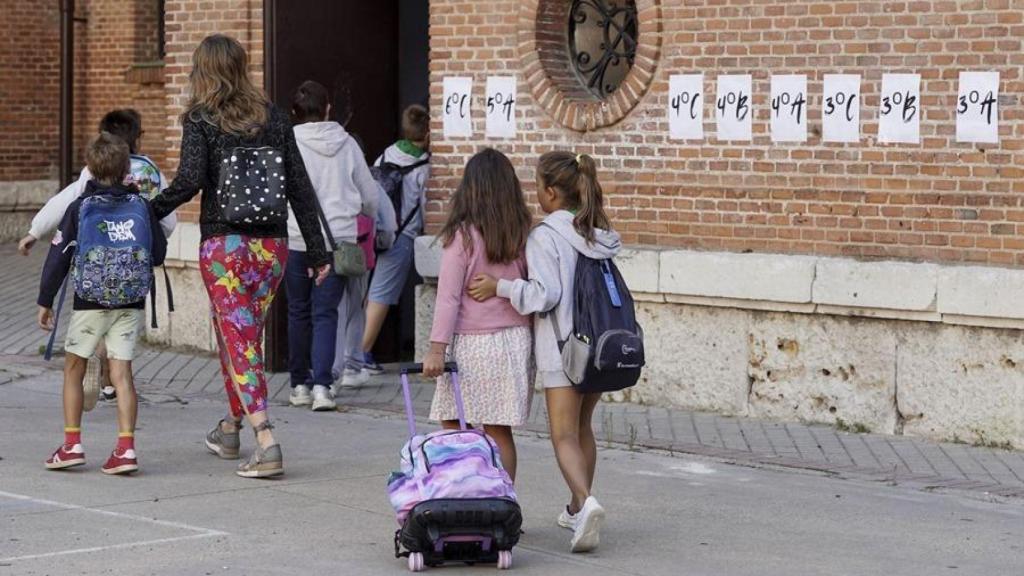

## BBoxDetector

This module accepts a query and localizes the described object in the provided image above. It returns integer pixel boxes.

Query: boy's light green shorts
[64,309,145,361]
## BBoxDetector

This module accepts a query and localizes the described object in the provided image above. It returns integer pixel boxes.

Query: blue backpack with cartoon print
[73,194,154,307]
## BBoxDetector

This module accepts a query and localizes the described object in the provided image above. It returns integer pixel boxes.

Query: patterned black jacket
[152,105,329,266]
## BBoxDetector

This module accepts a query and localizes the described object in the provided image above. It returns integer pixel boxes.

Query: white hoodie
[28,155,177,240]
[289,121,380,251]
[497,210,622,387]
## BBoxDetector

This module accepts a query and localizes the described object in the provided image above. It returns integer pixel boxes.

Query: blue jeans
[286,250,345,388]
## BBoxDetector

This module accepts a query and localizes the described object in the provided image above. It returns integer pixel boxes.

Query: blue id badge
[602,261,622,308]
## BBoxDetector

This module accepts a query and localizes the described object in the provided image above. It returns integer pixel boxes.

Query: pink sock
[116,433,134,451]
[64,428,81,446]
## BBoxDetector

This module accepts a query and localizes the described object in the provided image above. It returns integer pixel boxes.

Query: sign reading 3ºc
[877,73,920,144]
[443,77,473,138]
[485,76,517,139]
[822,74,861,143]
[668,74,704,141]
[956,71,999,144]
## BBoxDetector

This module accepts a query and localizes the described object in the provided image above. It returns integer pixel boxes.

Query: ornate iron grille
[568,0,638,98]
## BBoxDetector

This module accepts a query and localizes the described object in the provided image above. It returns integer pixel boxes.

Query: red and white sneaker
[45,443,85,470]
[101,448,138,475]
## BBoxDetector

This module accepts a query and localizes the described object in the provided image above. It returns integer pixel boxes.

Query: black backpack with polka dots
[216,146,288,225]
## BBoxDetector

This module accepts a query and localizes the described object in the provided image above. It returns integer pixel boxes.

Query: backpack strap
[310,193,339,252]
[149,266,176,329]
[393,198,420,239]
[44,273,72,362]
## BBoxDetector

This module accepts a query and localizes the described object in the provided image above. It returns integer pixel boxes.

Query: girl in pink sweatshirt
[423,148,534,480]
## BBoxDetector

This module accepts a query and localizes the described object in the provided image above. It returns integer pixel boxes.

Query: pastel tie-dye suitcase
[387,363,522,571]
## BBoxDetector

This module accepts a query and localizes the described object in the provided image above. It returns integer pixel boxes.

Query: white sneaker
[557,507,578,531]
[289,385,312,407]
[311,385,336,412]
[340,368,370,388]
[570,496,605,553]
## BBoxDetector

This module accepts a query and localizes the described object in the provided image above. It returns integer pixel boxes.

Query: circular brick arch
[518,0,662,132]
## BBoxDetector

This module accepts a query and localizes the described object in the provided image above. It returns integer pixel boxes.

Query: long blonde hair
[186,34,267,136]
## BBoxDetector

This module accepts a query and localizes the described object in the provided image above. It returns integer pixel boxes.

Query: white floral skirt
[429,326,534,427]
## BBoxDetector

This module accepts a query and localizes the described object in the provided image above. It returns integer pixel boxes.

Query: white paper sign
[443,77,473,138]
[956,71,999,144]
[878,73,920,144]
[715,75,752,141]
[485,76,517,138]
[822,74,861,143]
[668,74,704,140]
[770,75,808,142]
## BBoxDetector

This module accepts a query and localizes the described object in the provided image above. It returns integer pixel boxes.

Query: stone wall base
[144,264,218,354]
[415,284,1024,449]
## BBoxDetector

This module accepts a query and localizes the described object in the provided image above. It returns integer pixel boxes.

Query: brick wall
[0,0,61,182]
[74,0,169,172]
[162,0,264,223]
[428,0,1024,267]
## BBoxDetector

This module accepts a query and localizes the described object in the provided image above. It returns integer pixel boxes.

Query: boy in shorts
[359,104,430,374]
[21,110,176,405]
[37,132,167,475]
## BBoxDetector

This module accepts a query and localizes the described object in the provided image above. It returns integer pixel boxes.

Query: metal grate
[568,0,638,98]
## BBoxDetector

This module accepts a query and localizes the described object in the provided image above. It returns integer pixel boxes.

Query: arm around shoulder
[496,227,562,315]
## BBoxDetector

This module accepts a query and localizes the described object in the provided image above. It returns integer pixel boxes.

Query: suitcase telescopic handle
[399,362,466,436]
[399,362,458,375]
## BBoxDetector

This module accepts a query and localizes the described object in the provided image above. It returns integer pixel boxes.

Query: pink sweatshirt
[429,227,530,344]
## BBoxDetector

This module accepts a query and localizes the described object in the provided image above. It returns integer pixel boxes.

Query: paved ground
[2,244,1022,502]
[1,367,1023,575]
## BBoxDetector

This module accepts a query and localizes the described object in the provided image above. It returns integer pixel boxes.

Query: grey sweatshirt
[289,122,379,251]
[497,210,621,387]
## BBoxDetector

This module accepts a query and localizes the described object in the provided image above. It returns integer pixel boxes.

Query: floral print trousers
[200,235,288,419]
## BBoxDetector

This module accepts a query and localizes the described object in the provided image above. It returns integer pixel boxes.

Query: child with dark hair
[422,148,534,481]
[286,80,379,411]
[19,109,177,406]
[38,132,167,475]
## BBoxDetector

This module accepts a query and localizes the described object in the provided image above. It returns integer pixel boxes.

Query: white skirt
[429,326,534,427]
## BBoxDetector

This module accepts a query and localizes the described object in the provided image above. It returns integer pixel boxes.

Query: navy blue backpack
[550,251,645,393]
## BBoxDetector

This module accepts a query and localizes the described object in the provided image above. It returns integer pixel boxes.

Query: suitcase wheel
[408,552,426,572]
[497,550,512,570]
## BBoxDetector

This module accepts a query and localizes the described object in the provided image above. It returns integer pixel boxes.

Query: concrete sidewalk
[1,364,1023,575]
[2,242,1023,503]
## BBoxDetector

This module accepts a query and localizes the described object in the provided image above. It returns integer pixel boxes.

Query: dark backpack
[551,252,645,393]
[370,155,430,240]
[216,146,288,225]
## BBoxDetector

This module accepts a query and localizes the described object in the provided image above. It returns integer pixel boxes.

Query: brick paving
[3,244,1023,499]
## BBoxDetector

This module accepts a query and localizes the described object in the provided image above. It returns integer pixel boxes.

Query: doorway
[262,0,430,371]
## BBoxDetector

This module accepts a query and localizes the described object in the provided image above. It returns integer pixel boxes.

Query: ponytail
[536,151,611,243]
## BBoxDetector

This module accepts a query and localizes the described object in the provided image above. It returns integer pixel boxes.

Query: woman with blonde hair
[153,34,330,478]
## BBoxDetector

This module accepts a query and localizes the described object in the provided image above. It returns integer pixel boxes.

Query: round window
[519,0,661,131]
[568,0,638,98]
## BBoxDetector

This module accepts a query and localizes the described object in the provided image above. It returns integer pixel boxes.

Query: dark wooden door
[262,0,401,372]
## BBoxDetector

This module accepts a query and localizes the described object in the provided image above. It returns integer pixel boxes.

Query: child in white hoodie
[286,81,379,411]
[470,152,620,554]
[19,109,177,406]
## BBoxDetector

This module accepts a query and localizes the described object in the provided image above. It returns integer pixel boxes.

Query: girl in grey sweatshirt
[469,151,619,554]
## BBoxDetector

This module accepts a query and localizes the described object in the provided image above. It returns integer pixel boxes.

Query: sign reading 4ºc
[443,77,473,138]
[485,76,517,139]
[956,71,999,144]
[770,75,807,143]
[668,74,704,141]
